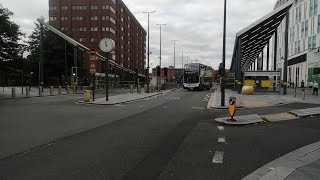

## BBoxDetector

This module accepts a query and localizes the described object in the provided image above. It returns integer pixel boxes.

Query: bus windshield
[184,73,199,83]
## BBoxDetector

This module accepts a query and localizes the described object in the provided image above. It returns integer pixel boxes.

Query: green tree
[0,4,24,86]
[27,18,74,85]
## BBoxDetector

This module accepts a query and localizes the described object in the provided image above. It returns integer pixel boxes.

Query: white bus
[183,63,213,91]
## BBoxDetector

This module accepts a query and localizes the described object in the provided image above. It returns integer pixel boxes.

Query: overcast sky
[1,0,275,69]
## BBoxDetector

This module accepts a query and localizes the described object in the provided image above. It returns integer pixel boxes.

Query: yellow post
[228,97,236,121]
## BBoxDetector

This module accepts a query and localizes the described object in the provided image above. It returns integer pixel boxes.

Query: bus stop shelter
[230,1,293,94]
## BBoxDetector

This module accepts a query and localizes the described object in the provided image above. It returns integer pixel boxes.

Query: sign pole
[92,73,95,101]
[105,52,109,101]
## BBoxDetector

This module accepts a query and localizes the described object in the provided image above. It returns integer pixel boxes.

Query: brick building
[151,66,184,82]
[48,0,146,76]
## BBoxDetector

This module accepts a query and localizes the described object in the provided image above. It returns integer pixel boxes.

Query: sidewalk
[0,86,72,99]
[243,141,320,180]
[78,89,177,105]
[208,87,320,109]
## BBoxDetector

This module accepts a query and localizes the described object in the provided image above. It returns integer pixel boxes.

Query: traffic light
[72,67,77,77]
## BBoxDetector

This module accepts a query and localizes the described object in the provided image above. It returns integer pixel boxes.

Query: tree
[0,4,24,86]
[26,18,74,85]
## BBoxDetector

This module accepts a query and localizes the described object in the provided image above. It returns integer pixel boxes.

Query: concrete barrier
[12,88,16,98]
[50,86,54,96]
[58,85,62,95]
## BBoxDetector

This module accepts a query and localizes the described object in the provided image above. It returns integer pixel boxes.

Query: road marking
[217,126,224,131]
[192,107,206,110]
[139,106,143,108]
[218,137,226,143]
[212,151,224,163]
[163,106,168,109]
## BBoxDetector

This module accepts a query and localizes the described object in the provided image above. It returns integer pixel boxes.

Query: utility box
[84,90,91,102]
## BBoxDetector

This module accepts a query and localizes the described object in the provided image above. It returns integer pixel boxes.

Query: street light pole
[142,11,156,93]
[156,23,166,90]
[182,51,184,69]
[221,0,227,107]
[172,40,178,80]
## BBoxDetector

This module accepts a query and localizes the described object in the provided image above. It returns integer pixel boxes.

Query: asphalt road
[1,89,320,179]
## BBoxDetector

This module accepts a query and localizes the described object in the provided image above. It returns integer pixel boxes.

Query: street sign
[90,48,96,55]
[89,60,97,74]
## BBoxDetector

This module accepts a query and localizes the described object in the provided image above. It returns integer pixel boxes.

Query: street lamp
[156,23,166,91]
[172,40,178,80]
[142,11,156,93]
[221,0,227,107]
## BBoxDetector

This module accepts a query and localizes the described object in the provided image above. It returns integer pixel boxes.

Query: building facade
[151,66,184,82]
[275,0,320,87]
[48,0,146,76]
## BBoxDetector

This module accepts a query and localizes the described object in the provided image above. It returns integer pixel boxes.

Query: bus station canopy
[230,1,293,72]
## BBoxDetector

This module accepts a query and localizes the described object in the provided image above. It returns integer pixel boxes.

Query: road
[1,89,320,179]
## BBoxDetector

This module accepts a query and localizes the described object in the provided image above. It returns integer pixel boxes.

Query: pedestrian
[300,80,305,88]
[313,81,319,96]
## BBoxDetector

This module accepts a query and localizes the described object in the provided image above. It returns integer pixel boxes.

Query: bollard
[144,85,147,93]
[73,85,76,94]
[58,85,62,95]
[50,86,54,96]
[12,88,16,99]
[26,87,30,97]
[130,85,134,94]
[67,85,70,94]
[39,86,43,96]
[294,87,297,97]
[138,85,141,94]
[228,97,237,121]
[302,88,305,100]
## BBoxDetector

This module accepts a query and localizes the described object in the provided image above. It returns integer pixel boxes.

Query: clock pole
[105,51,109,101]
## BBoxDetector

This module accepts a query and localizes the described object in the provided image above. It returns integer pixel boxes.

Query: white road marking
[212,151,224,163]
[217,126,224,131]
[139,106,143,108]
[192,107,206,110]
[218,137,226,143]
[163,106,168,109]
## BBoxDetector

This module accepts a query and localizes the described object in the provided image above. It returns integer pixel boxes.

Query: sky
[1,0,275,69]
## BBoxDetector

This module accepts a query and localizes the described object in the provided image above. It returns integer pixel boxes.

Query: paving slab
[214,114,265,125]
[262,113,299,122]
[289,107,320,117]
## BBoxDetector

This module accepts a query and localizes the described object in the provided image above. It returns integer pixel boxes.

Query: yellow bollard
[84,90,91,102]
[229,97,236,121]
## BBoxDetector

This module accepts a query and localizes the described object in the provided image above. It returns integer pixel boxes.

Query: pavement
[207,86,320,109]
[1,87,320,179]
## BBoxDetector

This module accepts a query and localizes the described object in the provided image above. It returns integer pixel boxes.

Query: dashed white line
[218,137,226,143]
[163,106,168,109]
[217,126,224,131]
[212,151,224,163]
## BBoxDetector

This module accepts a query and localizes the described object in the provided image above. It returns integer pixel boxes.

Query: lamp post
[142,11,156,93]
[172,40,178,80]
[156,23,166,90]
[221,0,227,107]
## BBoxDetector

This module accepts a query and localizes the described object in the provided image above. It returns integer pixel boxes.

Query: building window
[310,0,314,17]
[90,27,98,32]
[110,17,116,24]
[315,0,318,15]
[121,8,123,12]
[301,21,305,37]
[305,20,309,37]
[90,38,97,42]
[102,27,110,31]
[310,0,318,16]
[102,5,109,10]
[49,16,57,21]
[308,37,312,48]
[112,0,116,4]
[121,17,124,22]
[79,27,86,32]
[110,28,116,34]
[121,36,124,40]
[61,6,68,10]
[91,16,98,21]
[121,26,124,31]
[49,6,57,11]
[72,6,86,10]
[72,16,84,21]
[61,16,68,21]
[312,35,317,48]
[318,15,320,33]
[91,5,98,10]
[61,27,68,31]
[110,6,116,14]
[79,38,86,42]
[102,16,110,21]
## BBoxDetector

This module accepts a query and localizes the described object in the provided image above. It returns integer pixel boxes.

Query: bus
[183,63,213,91]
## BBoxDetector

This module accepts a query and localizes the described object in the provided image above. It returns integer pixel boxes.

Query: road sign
[90,48,96,55]
[89,60,97,74]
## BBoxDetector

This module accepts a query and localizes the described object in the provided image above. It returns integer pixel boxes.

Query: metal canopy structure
[230,1,293,94]
[37,18,146,77]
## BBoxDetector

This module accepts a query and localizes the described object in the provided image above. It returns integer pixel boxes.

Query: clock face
[99,38,115,52]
